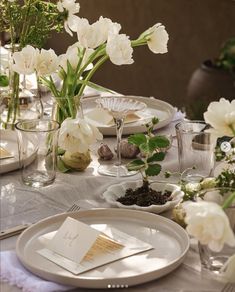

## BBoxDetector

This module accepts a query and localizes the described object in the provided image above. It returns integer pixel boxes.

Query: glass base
[98,165,137,177]
[22,171,55,187]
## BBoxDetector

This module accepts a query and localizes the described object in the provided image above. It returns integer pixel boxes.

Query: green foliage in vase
[0,0,65,49]
[215,37,235,73]
[127,117,170,188]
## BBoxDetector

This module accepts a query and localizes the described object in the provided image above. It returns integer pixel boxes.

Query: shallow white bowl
[102,181,183,214]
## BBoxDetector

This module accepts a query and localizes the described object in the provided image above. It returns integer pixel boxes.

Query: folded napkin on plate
[0,251,73,292]
[85,108,141,126]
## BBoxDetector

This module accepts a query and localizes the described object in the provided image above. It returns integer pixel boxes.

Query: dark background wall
[46,0,235,109]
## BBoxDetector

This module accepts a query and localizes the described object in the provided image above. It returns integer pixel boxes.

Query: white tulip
[204,98,235,137]
[183,201,235,252]
[57,0,80,36]
[59,118,103,154]
[106,33,134,65]
[94,16,121,44]
[35,49,59,76]
[145,23,169,54]
[12,45,38,75]
[59,42,94,72]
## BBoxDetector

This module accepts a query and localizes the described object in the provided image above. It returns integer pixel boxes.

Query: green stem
[77,55,109,97]
[222,191,235,209]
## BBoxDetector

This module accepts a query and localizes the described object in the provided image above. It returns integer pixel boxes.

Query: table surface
[0,117,229,292]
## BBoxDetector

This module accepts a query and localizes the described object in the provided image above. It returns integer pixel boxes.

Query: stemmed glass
[96,96,146,177]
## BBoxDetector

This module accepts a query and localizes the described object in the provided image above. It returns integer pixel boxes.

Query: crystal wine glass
[96,96,146,177]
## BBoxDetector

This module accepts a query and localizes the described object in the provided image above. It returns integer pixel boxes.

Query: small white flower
[185,182,201,193]
[59,42,94,72]
[35,49,59,76]
[145,23,169,54]
[200,177,217,189]
[12,45,38,75]
[59,118,103,154]
[106,33,134,65]
[204,98,235,137]
[183,201,235,252]
[57,0,80,36]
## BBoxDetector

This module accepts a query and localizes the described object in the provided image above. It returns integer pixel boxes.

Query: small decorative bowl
[102,180,184,214]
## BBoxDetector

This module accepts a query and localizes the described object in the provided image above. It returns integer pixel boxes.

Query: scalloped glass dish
[102,181,183,214]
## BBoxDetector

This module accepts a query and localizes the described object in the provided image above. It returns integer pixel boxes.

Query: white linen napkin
[0,251,73,292]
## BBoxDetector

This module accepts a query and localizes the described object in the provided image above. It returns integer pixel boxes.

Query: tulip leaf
[0,75,9,87]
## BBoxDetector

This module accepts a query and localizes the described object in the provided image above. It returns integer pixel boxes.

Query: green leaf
[145,164,162,176]
[149,135,170,151]
[127,159,145,171]
[86,81,116,94]
[128,134,147,146]
[0,75,9,87]
[139,142,149,153]
[147,152,165,163]
[57,156,70,173]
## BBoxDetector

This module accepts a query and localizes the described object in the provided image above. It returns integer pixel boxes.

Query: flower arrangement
[0,0,77,126]
[57,117,103,172]
[7,0,169,124]
[170,98,235,281]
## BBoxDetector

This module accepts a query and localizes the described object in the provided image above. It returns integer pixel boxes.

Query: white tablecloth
[0,119,227,292]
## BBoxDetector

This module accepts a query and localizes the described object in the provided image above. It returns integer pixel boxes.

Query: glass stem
[114,117,125,166]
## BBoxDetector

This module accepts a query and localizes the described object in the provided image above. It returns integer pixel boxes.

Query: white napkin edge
[0,250,73,292]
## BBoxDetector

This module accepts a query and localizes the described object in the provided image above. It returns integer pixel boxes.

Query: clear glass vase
[198,190,235,277]
[0,44,43,128]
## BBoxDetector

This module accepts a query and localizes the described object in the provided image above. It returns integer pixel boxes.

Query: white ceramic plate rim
[83,96,176,136]
[102,181,183,213]
[0,130,37,174]
[16,208,189,289]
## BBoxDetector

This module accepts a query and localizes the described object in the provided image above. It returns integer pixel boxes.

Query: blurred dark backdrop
[44,0,235,109]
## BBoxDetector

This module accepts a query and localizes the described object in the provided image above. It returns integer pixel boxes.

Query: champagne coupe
[96,96,146,177]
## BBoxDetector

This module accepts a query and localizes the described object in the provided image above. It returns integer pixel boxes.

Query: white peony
[106,33,134,65]
[12,45,38,75]
[35,49,59,76]
[59,118,103,154]
[145,23,169,54]
[57,0,80,36]
[204,98,235,137]
[183,201,235,252]
[59,42,94,72]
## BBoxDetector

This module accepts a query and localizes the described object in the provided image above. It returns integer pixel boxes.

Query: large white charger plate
[102,181,184,214]
[83,96,176,136]
[16,208,189,289]
[0,130,37,174]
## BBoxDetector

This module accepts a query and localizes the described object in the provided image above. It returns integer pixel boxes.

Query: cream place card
[0,146,14,159]
[37,217,153,275]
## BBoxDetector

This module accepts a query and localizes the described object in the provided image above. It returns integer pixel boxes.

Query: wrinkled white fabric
[0,251,72,292]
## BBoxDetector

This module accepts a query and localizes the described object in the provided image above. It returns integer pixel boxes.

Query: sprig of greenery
[215,37,235,72]
[127,117,170,185]
[0,0,65,49]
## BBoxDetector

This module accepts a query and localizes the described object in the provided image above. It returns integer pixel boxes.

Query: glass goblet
[96,96,146,177]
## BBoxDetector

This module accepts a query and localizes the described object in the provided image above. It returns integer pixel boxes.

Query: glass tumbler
[15,119,60,187]
[198,188,235,276]
[175,120,216,182]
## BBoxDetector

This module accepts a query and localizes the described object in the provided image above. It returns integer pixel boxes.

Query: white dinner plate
[0,130,37,174]
[83,96,176,136]
[16,208,189,289]
[102,181,184,214]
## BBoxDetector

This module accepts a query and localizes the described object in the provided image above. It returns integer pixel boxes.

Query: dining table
[0,102,231,292]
